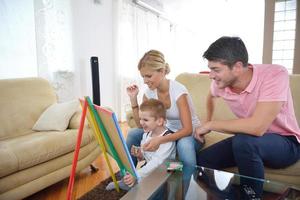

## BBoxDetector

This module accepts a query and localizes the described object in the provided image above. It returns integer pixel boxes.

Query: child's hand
[131,145,143,160]
[123,173,136,187]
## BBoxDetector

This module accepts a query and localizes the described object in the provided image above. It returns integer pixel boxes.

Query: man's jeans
[196,133,300,198]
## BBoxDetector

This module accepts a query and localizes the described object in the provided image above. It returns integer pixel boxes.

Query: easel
[66,97,128,200]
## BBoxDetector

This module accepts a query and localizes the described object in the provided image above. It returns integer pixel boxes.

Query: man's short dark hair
[203,36,248,68]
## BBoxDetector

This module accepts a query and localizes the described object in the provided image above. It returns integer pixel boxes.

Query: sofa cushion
[203,131,234,150]
[32,100,79,131]
[289,75,300,125]
[264,163,300,176]
[0,128,94,178]
[0,140,99,195]
[225,163,300,178]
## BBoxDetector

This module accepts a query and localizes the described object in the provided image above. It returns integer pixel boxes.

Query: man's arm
[205,101,283,136]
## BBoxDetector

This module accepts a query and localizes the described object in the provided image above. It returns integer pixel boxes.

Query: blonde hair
[138,50,170,74]
[140,99,166,120]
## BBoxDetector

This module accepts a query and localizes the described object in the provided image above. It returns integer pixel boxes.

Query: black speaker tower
[90,56,100,106]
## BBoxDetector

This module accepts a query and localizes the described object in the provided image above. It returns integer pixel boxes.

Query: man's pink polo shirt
[211,64,300,143]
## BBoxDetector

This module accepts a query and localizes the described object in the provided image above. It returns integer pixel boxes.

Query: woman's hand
[126,84,139,99]
[142,136,161,151]
[194,122,211,143]
[123,173,136,187]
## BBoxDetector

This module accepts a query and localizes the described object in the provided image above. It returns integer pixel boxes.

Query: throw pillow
[32,100,79,131]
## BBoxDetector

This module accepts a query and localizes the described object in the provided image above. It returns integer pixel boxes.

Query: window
[0,0,37,79]
[271,0,297,73]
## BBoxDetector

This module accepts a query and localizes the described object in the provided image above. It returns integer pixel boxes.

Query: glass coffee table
[122,164,300,200]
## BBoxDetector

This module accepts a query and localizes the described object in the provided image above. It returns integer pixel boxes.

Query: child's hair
[139,99,166,120]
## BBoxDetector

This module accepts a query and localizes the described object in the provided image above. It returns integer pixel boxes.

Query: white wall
[71,0,117,111]
[165,0,264,75]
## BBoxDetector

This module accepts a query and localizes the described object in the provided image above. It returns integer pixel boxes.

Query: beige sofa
[126,72,300,188]
[0,77,100,200]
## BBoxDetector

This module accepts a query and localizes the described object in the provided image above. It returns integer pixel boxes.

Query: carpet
[78,173,127,200]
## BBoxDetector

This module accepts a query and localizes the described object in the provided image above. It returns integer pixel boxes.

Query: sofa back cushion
[176,73,300,126]
[0,78,57,140]
[175,73,236,122]
[289,74,300,125]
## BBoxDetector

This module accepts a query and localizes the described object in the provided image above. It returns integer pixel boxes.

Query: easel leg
[66,100,88,200]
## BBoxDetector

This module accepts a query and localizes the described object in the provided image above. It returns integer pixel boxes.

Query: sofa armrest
[68,109,88,129]
[126,110,137,128]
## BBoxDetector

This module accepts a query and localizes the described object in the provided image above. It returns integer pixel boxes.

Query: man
[194,36,300,198]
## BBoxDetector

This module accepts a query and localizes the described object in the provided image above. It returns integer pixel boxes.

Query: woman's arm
[127,84,141,128]
[160,94,193,144]
[131,95,148,128]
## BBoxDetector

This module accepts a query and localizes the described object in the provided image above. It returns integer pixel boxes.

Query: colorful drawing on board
[82,97,139,179]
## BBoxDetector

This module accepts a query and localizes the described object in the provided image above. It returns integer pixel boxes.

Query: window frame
[263,0,300,74]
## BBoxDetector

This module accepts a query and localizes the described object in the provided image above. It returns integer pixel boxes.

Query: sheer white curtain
[0,0,75,102]
[115,0,176,120]
[115,0,207,120]
[34,0,75,102]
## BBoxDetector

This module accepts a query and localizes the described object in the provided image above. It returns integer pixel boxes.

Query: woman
[126,50,204,194]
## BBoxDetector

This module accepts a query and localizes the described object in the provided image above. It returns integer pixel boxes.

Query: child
[106,99,176,190]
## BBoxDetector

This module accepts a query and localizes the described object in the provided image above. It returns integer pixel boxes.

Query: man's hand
[123,173,135,187]
[142,136,161,151]
[194,122,211,143]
